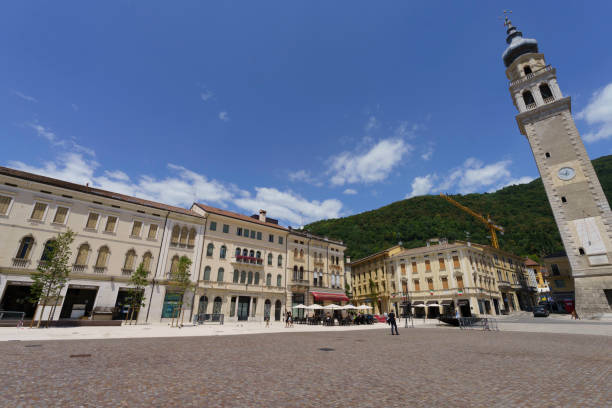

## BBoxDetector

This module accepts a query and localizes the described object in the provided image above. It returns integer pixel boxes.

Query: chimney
[259,209,267,222]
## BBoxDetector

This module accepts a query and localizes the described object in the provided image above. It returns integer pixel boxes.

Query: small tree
[29,229,75,328]
[169,255,192,327]
[126,262,149,325]
[345,282,352,299]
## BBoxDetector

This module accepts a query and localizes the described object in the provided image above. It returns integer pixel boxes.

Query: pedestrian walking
[265,315,270,328]
[571,309,580,320]
[388,310,399,335]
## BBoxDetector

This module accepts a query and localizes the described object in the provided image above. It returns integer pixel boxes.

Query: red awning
[311,292,349,302]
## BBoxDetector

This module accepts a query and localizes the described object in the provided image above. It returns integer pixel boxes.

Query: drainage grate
[70,354,91,358]
[318,347,335,352]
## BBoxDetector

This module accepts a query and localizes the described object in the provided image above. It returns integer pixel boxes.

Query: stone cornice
[515,97,572,136]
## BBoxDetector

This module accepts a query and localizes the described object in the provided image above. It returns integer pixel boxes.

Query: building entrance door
[274,300,282,321]
[493,298,500,315]
[60,287,98,319]
[0,284,36,318]
[237,296,250,321]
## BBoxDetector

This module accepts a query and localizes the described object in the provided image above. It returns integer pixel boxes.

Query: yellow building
[542,251,575,313]
[349,245,403,315]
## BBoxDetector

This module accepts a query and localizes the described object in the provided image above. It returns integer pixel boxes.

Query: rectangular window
[53,206,69,224]
[209,221,217,231]
[412,262,417,273]
[279,236,284,245]
[457,276,464,289]
[269,234,274,243]
[105,216,117,233]
[0,195,13,216]
[425,260,431,272]
[86,212,99,229]
[131,221,142,237]
[250,230,256,239]
[551,264,560,276]
[441,277,449,289]
[414,279,420,291]
[244,228,249,237]
[401,264,406,275]
[230,297,237,317]
[223,224,229,233]
[30,202,47,221]
[148,224,158,239]
[427,278,434,290]
[237,227,242,236]
[439,258,445,271]
[453,256,460,269]
[257,231,262,240]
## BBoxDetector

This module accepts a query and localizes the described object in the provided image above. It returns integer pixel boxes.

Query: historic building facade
[502,17,612,317]
[542,251,575,313]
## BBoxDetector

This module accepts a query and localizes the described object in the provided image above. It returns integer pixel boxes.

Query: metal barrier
[459,317,499,331]
[0,311,26,327]
[193,313,224,325]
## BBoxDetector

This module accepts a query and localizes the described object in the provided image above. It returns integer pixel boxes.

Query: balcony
[498,280,511,289]
[509,65,552,87]
[12,258,30,268]
[313,260,324,267]
[543,96,555,104]
[72,264,87,273]
[197,280,285,294]
[93,266,107,274]
[231,256,264,267]
[525,103,537,110]
[121,268,133,276]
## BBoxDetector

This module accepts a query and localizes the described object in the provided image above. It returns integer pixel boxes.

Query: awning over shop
[311,292,349,302]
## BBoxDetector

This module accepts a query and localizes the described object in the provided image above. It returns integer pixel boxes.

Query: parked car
[533,306,550,317]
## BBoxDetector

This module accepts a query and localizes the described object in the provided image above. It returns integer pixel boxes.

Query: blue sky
[2,1,612,226]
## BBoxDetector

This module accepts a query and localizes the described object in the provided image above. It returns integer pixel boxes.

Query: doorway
[274,300,282,321]
[458,300,471,317]
[114,289,143,320]
[60,287,98,319]
[264,299,271,320]
[0,284,36,318]
[493,298,500,315]
[237,296,250,321]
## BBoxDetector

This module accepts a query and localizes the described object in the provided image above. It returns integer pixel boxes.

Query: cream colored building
[542,251,575,313]
[0,166,204,324]
[286,229,347,318]
[382,239,525,318]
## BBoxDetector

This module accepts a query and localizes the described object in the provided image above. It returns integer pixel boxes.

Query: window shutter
[0,196,12,215]
[148,224,158,239]
[86,213,99,229]
[131,221,142,237]
[31,202,47,220]
[76,245,89,265]
[105,216,117,232]
[53,207,68,224]
[188,228,196,246]
[143,253,152,272]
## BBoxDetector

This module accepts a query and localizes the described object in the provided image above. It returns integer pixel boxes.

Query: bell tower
[502,16,612,317]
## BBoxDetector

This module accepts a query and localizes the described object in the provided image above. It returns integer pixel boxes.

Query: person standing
[388,310,399,335]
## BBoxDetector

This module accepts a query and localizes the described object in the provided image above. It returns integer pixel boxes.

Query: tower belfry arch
[501,15,612,317]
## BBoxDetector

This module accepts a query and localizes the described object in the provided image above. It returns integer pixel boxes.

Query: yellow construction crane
[439,193,504,249]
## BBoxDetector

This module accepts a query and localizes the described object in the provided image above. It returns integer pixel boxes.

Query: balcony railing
[543,96,555,104]
[509,65,552,87]
[93,266,107,274]
[72,264,87,273]
[525,102,537,110]
[121,268,133,276]
[232,255,263,265]
[12,258,30,268]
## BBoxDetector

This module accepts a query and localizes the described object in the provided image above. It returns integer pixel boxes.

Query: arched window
[275,300,282,321]
[75,243,90,266]
[293,265,298,280]
[523,65,532,75]
[264,299,271,319]
[299,249,304,258]
[203,266,211,281]
[235,247,241,257]
[249,250,255,258]
[233,270,239,283]
[523,90,535,107]
[213,297,223,314]
[266,273,272,286]
[256,251,261,260]
[142,252,153,273]
[41,240,56,262]
[180,226,189,245]
[198,296,208,314]
[217,267,224,282]
[299,266,304,280]
[188,228,196,247]
[276,274,282,287]
[220,245,227,259]
[95,246,110,268]
[278,255,282,267]
[16,236,34,260]
[240,270,246,283]
[293,248,298,258]
[171,225,180,245]
[268,253,273,265]
[539,83,553,101]
[206,243,214,257]
[248,271,253,284]
[124,249,136,271]
[242,249,248,257]
[170,255,180,275]
[254,272,260,285]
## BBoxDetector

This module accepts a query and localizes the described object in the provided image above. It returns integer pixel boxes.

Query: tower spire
[501,12,538,67]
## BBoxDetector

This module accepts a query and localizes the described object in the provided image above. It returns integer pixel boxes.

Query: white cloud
[234,187,343,226]
[406,158,533,198]
[343,188,357,195]
[200,90,214,101]
[13,90,37,103]
[28,123,60,144]
[329,138,411,186]
[7,152,343,227]
[421,146,434,161]
[364,116,378,132]
[406,174,436,198]
[218,111,229,121]
[288,169,322,186]
[577,82,612,142]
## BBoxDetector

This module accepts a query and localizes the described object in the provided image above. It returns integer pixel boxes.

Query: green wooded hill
[306,155,612,261]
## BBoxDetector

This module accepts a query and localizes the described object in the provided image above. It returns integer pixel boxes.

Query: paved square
[2,327,611,407]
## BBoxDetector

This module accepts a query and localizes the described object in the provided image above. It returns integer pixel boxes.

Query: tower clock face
[558,167,576,181]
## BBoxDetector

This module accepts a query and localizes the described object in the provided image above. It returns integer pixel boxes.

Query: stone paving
[2,327,611,407]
